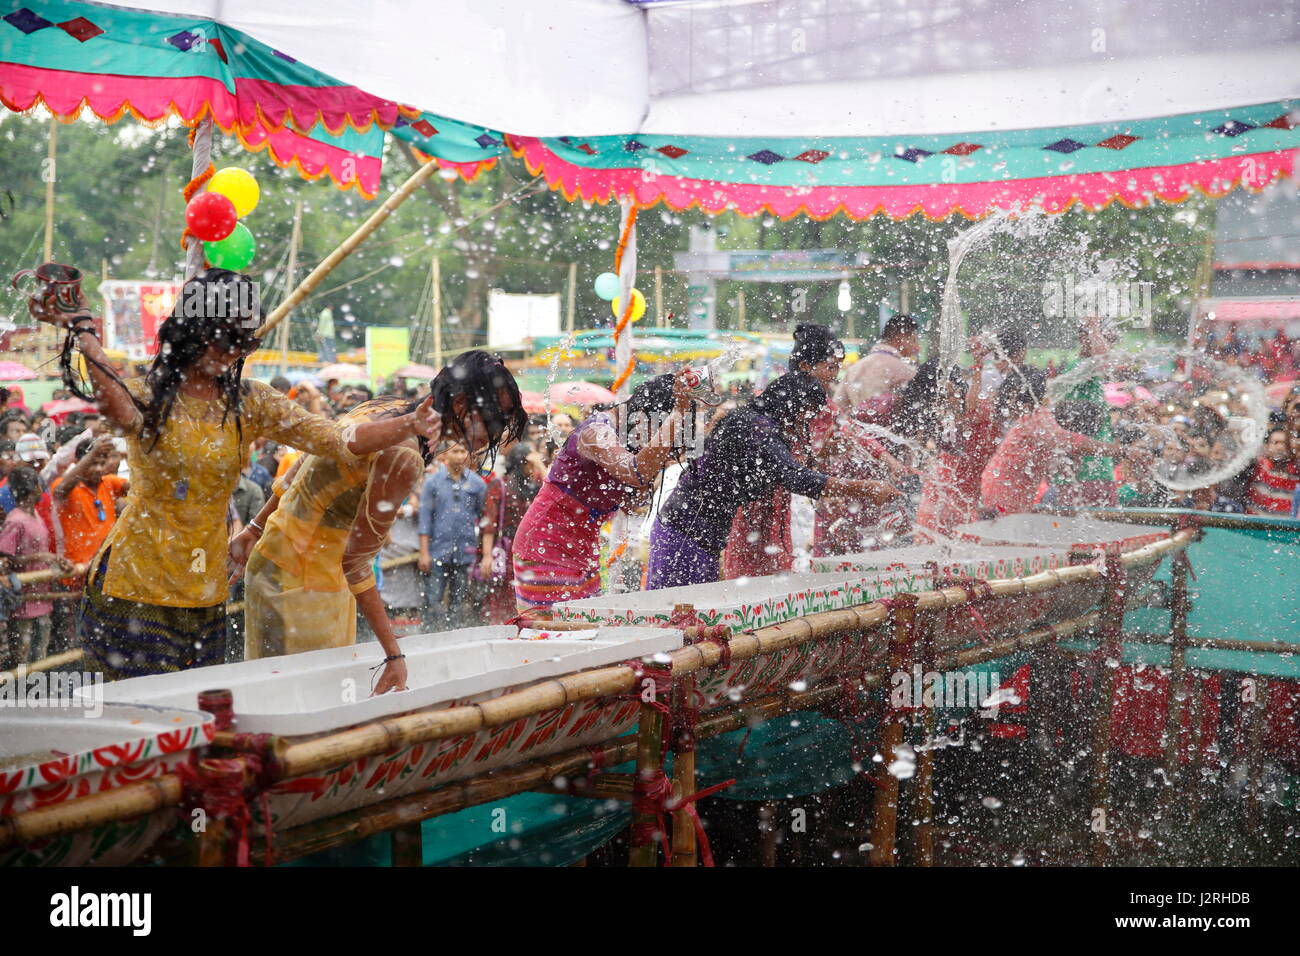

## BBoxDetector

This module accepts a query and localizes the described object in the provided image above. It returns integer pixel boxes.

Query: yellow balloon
[208,167,260,218]
[611,288,646,323]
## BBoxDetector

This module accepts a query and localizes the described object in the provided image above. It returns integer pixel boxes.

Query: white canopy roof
[122,0,1300,137]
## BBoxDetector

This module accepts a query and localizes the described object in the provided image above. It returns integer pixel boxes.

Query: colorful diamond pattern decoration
[1045,138,1086,153]
[57,17,103,42]
[624,140,648,152]
[3,8,52,33]
[1212,120,1256,137]
[656,145,688,159]
[411,119,438,138]
[747,149,785,165]
[795,149,829,163]
[942,142,982,155]
[1096,134,1137,150]
[895,147,933,163]
[1262,112,1296,130]
[474,133,501,148]
[167,30,200,52]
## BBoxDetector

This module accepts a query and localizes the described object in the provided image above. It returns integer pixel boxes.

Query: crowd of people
[3,264,1298,685]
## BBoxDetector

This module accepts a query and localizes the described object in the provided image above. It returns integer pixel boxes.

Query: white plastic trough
[555,568,933,632]
[80,625,685,832]
[91,625,683,737]
[809,542,1068,579]
[1,703,214,866]
[955,514,1169,554]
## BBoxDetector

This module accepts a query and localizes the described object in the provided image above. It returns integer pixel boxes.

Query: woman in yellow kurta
[30,270,439,679]
[233,352,526,694]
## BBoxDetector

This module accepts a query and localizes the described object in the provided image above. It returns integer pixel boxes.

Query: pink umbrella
[0,361,37,381]
[318,363,369,383]
[394,363,438,379]
[546,381,616,407]
[1103,382,1134,407]
[520,390,547,414]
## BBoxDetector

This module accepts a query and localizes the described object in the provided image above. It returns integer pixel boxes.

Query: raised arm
[576,373,694,488]
[28,294,139,430]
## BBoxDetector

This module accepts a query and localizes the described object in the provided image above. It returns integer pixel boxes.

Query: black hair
[882,314,919,341]
[790,323,845,371]
[269,376,292,393]
[74,435,96,462]
[891,359,962,440]
[621,374,680,453]
[1055,400,1105,436]
[6,465,41,505]
[61,268,262,453]
[993,326,1027,358]
[691,372,827,486]
[994,366,1047,422]
[423,350,527,469]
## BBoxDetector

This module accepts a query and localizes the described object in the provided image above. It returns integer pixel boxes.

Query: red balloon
[185,192,238,242]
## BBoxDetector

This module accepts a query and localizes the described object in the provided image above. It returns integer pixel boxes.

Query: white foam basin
[955,514,1169,552]
[85,625,683,737]
[810,542,1065,577]
[556,568,932,630]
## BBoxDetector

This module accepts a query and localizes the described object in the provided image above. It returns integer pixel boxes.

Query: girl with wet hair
[234,350,526,692]
[29,269,440,679]
[512,370,696,612]
[648,372,901,589]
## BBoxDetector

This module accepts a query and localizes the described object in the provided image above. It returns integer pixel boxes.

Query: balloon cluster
[593,271,645,323]
[183,167,261,271]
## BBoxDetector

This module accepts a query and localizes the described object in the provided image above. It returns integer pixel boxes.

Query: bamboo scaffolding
[0,775,180,850]
[0,649,84,684]
[869,595,917,866]
[256,158,444,339]
[2,530,1199,865]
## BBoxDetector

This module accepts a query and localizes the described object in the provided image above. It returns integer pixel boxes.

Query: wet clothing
[917,407,1000,534]
[981,405,1096,515]
[649,413,829,589]
[513,410,675,610]
[99,378,354,609]
[245,399,423,659]
[1051,365,1116,506]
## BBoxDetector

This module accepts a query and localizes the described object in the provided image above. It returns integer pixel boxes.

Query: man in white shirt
[834,314,921,412]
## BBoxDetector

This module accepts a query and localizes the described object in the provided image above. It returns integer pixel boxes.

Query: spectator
[246,441,276,498]
[475,442,542,625]
[0,467,71,667]
[833,313,920,417]
[1,411,29,442]
[418,444,485,631]
[51,436,128,570]
[550,413,575,445]
[1246,427,1299,515]
[376,494,425,633]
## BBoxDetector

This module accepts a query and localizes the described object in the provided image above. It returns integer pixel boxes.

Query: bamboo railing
[7,524,1262,869]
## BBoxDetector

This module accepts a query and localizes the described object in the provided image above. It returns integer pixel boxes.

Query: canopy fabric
[2,0,1298,219]
[0,0,502,197]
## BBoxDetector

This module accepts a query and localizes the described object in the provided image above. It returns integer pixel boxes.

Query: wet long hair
[698,371,827,478]
[890,359,965,443]
[62,269,261,452]
[790,323,845,372]
[419,350,526,468]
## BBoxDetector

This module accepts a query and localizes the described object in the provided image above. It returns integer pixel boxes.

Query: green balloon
[593,271,621,301]
[203,222,256,271]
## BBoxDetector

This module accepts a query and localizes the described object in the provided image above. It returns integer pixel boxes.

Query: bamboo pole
[1090,557,1126,866]
[736,289,746,331]
[1244,678,1270,830]
[654,265,664,328]
[669,673,697,867]
[1161,551,1191,801]
[0,649,84,684]
[256,158,444,339]
[914,610,938,867]
[431,255,443,369]
[43,117,57,261]
[184,116,213,281]
[277,198,303,377]
[566,261,577,335]
[0,775,180,850]
[758,801,779,867]
[628,699,666,867]
[869,595,917,866]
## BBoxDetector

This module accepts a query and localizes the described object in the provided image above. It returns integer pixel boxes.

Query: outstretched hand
[373,657,409,696]
[410,395,441,439]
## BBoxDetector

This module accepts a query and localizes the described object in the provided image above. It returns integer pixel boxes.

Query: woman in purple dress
[647,372,901,590]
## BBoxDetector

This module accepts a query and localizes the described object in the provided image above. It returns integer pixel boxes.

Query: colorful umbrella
[519,390,546,414]
[318,363,368,383]
[0,361,38,381]
[393,363,438,380]
[546,381,615,407]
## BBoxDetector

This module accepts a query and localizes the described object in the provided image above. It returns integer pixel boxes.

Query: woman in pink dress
[512,372,691,612]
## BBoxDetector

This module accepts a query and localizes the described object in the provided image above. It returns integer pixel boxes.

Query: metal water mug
[11,262,85,314]
[680,365,723,406]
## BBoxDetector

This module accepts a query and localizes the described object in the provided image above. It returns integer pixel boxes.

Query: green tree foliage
[1,111,1210,359]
